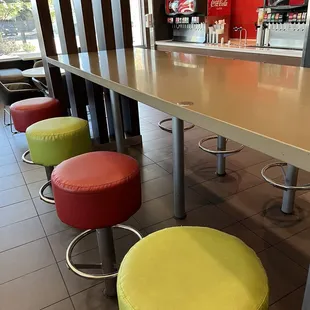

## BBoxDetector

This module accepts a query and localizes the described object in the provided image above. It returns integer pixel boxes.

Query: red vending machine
[206,0,231,43]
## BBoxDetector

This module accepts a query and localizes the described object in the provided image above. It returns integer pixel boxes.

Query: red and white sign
[165,0,202,15]
[289,0,307,5]
[208,0,231,16]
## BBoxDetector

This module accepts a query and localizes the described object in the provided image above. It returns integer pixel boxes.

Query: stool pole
[96,228,117,297]
[45,166,54,181]
[110,90,125,153]
[172,117,186,219]
[217,136,226,176]
[282,164,299,214]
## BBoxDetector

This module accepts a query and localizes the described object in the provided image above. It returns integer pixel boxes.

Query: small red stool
[10,97,62,163]
[52,151,142,297]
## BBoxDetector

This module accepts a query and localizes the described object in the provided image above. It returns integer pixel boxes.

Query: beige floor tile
[0,200,37,228]
[0,173,25,191]
[40,211,70,236]
[142,174,173,202]
[48,227,98,262]
[27,179,49,198]
[245,159,283,180]
[0,153,16,167]
[139,136,173,153]
[33,196,55,215]
[270,286,305,310]
[141,163,169,182]
[242,197,310,245]
[18,160,42,172]
[126,148,154,167]
[0,185,30,208]
[0,264,68,310]
[276,227,310,269]
[58,248,103,296]
[23,167,47,184]
[258,247,307,304]
[135,187,211,228]
[0,145,14,156]
[44,299,74,310]
[227,148,272,169]
[0,238,55,284]
[145,205,237,234]
[222,223,271,253]
[0,217,45,252]
[192,170,263,204]
[217,181,283,221]
[0,162,20,178]
[142,129,170,142]
[71,283,118,310]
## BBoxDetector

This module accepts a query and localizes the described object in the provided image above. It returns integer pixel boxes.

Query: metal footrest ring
[22,150,35,165]
[39,180,55,204]
[66,224,143,280]
[261,162,310,191]
[199,136,244,156]
[158,118,194,133]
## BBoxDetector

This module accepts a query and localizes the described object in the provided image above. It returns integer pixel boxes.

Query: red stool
[10,97,62,163]
[52,151,142,297]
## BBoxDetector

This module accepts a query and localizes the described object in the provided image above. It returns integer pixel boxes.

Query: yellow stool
[26,116,92,203]
[117,227,269,310]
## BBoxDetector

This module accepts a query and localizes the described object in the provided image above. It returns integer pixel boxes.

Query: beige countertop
[156,40,303,58]
[47,48,310,171]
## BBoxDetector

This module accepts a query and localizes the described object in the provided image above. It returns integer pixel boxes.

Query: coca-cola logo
[210,0,228,7]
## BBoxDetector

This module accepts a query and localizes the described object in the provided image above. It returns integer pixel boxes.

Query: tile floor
[0,102,310,309]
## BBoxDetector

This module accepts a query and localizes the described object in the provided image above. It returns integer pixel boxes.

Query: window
[0,0,41,59]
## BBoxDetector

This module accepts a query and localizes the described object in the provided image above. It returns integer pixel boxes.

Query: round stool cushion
[26,117,92,167]
[10,97,61,133]
[52,151,141,229]
[117,227,269,310]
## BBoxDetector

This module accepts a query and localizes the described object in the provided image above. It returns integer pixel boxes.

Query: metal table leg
[302,268,310,310]
[282,164,299,214]
[217,136,226,176]
[172,117,186,219]
[96,228,117,297]
[110,90,125,153]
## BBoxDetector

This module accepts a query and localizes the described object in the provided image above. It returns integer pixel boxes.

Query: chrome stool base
[158,118,194,133]
[261,163,310,214]
[39,180,55,204]
[22,150,34,165]
[199,135,244,176]
[3,107,18,134]
[66,225,143,296]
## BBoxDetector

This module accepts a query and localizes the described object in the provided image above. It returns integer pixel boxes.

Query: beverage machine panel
[256,0,308,49]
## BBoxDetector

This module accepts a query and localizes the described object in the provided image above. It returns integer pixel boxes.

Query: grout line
[39,297,74,310]
[0,260,55,287]
[269,283,306,306]
[0,236,46,255]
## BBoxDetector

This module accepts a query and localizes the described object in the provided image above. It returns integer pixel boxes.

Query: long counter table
[156,40,303,66]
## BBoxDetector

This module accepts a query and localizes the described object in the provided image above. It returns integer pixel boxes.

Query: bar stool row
[9,97,268,309]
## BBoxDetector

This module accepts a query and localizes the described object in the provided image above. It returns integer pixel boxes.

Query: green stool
[26,116,92,204]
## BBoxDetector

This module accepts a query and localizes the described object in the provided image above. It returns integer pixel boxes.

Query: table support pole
[110,90,125,153]
[282,164,299,214]
[172,117,186,219]
[217,136,227,176]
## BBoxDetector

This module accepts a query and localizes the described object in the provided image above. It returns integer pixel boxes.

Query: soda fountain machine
[256,0,308,49]
[166,0,231,44]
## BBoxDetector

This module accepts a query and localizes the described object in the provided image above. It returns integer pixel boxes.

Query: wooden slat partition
[92,0,116,50]
[53,0,88,121]
[111,0,133,49]
[32,0,141,144]
[72,0,97,52]
[31,0,68,115]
